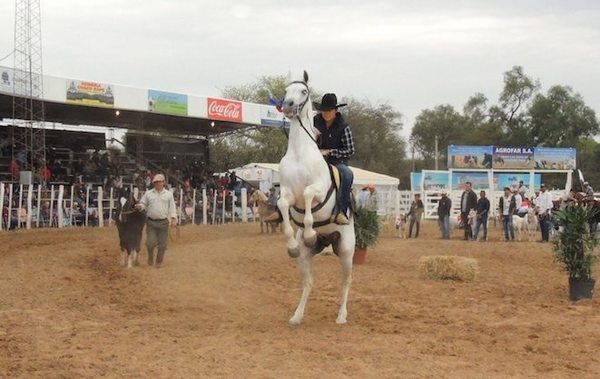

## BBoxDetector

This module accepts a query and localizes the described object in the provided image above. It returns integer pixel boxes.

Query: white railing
[0,182,255,231]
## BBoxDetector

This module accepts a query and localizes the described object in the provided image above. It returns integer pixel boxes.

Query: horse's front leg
[278,187,299,258]
[302,184,326,247]
[289,230,313,326]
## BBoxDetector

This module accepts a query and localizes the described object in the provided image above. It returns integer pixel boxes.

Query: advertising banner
[0,68,13,94]
[66,80,114,107]
[534,147,576,170]
[451,171,489,191]
[447,145,493,169]
[410,172,422,191]
[260,106,289,127]
[148,89,188,116]
[492,146,535,169]
[493,173,541,191]
[421,171,450,191]
[207,97,242,122]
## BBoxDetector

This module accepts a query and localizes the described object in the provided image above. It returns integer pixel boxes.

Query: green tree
[342,97,407,179]
[528,85,599,147]
[410,104,466,168]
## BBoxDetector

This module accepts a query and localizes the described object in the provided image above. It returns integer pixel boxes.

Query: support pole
[57,185,64,228]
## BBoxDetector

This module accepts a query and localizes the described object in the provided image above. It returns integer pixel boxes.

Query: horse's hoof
[289,317,302,326]
[304,233,317,248]
[287,247,300,258]
[336,317,347,324]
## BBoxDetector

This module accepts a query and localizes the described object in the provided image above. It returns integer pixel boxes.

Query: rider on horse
[313,93,355,225]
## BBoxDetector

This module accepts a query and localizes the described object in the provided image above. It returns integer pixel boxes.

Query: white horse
[277,71,355,326]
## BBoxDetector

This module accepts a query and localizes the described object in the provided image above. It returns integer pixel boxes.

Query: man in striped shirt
[313,93,355,225]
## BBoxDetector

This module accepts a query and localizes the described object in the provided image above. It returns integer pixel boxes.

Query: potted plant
[353,207,381,264]
[553,204,598,301]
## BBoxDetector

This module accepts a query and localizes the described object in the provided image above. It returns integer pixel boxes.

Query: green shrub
[354,207,381,249]
[552,205,599,280]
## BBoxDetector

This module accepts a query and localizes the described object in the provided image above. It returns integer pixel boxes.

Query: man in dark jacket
[472,190,490,241]
[437,190,452,239]
[407,193,425,238]
[460,182,478,240]
[313,93,355,225]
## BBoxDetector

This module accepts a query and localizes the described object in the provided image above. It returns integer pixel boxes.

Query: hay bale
[417,255,479,282]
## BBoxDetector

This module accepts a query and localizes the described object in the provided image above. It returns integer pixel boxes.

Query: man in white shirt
[535,183,553,242]
[136,174,177,267]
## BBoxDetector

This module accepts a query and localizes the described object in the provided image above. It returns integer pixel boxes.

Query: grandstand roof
[0,65,286,136]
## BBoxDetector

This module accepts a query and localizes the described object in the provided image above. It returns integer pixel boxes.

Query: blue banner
[493,173,541,191]
[492,147,535,169]
[410,172,422,191]
[447,145,493,169]
[422,171,450,191]
[452,171,489,190]
[534,147,576,170]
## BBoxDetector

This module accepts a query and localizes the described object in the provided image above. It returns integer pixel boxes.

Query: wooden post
[97,186,104,227]
[17,184,23,229]
[202,189,207,225]
[7,184,13,230]
[222,190,226,224]
[178,188,184,225]
[26,185,33,229]
[36,184,42,228]
[212,191,217,225]
[0,182,4,230]
[108,187,114,226]
[57,185,65,228]
[191,189,197,225]
[70,185,75,227]
[49,185,55,227]
[85,186,90,227]
[241,188,248,223]
[231,191,236,224]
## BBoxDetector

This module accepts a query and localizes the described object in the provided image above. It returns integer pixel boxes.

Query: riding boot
[332,212,350,225]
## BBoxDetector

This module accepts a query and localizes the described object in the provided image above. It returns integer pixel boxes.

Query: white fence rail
[1,182,256,231]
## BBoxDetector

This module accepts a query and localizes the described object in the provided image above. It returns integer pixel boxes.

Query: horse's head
[249,189,268,204]
[282,70,312,119]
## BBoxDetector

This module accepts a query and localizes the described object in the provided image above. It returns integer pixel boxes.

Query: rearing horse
[277,71,355,325]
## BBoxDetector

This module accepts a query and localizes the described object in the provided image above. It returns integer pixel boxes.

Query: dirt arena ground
[1,221,599,378]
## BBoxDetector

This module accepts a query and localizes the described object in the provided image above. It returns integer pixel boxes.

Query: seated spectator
[9,159,20,177]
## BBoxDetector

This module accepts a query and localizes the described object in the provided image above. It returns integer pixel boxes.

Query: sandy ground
[1,221,599,378]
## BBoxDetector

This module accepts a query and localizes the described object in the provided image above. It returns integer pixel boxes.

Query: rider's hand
[170,218,177,227]
[320,149,331,156]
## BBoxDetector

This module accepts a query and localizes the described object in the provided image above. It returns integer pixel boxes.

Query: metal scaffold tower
[12,0,46,179]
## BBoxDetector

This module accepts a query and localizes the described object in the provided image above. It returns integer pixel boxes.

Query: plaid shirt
[328,126,355,160]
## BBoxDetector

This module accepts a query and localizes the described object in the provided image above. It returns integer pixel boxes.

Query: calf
[115,192,146,268]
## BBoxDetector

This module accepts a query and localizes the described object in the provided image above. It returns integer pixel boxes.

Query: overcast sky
[1,0,599,138]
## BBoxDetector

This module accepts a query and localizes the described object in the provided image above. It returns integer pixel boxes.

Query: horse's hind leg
[334,229,354,324]
[289,232,313,326]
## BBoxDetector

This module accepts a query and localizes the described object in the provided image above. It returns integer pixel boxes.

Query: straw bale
[417,255,479,282]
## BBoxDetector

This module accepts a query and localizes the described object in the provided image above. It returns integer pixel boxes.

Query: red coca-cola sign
[207,98,243,122]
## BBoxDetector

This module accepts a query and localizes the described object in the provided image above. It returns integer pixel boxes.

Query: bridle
[284,81,318,145]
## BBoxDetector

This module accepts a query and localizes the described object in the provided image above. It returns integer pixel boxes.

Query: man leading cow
[135,174,177,268]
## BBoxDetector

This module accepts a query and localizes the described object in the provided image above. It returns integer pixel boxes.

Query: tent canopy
[236,163,399,187]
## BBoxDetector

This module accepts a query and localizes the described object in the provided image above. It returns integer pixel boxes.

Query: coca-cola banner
[207,97,243,122]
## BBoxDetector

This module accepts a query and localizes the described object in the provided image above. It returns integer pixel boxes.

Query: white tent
[234,163,400,216]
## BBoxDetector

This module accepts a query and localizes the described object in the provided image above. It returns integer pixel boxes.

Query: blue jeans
[334,163,353,215]
[473,215,488,241]
[439,215,450,239]
[503,215,514,240]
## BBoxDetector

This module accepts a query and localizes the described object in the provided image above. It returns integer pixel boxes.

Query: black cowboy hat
[313,93,347,111]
